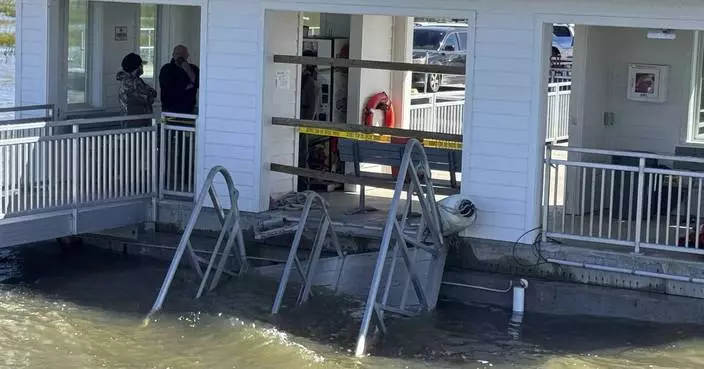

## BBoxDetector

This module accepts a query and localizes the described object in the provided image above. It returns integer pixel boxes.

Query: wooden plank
[270,163,460,195]
[272,117,462,143]
[273,55,466,75]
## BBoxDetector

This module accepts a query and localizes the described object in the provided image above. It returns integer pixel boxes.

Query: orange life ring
[363,92,395,128]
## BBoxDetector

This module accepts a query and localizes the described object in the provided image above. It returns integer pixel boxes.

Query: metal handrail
[51,114,154,127]
[548,142,704,165]
[270,191,343,314]
[148,165,247,317]
[354,138,445,357]
[0,104,54,114]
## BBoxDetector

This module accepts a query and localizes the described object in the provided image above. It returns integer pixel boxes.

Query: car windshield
[553,26,571,37]
[413,29,446,50]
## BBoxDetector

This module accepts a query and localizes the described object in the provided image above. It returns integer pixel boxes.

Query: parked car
[412,23,575,93]
[412,24,468,93]
[552,24,574,60]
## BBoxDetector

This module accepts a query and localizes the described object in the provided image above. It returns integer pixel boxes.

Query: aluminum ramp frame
[354,139,447,357]
[0,198,152,248]
[254,191,344,314]
[148,166,248,317]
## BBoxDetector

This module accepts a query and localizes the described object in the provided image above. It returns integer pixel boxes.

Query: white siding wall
[198,0,262,211]
[261,10,301,205]
[464,12,537,241]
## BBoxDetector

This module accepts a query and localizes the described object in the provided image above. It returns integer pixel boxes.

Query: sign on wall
[114,26,128,42]
[627,64,669,103]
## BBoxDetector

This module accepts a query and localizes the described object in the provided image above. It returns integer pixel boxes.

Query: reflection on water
[0,243,704,369]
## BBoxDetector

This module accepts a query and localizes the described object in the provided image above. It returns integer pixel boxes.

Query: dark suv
[412,24,468,93]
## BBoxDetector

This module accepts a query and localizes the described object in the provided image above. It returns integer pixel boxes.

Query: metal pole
[151,118,158,223]
[148,166,238,317]
[634,157,646,254]
[542,144,552,242]
[354,139,441,358]
[271,193,316,315]
[71,124,78,233]
[158,118,166,200]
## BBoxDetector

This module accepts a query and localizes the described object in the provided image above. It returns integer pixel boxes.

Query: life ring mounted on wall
[363,92,395,128]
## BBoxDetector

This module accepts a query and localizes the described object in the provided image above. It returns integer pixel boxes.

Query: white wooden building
[12,0,704,250]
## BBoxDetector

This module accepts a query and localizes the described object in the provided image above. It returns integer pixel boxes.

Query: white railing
[546,82,571,143]
[160,113,197,199]
[0,104,55,140]
[543,144,704,255]
[0,115,156,217]
[408,82,571,141]
[408,91,464,135]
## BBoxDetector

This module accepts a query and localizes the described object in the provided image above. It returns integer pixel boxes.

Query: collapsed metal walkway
[148,139,449,357]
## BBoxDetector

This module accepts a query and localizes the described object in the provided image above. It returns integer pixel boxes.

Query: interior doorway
[49,0,201,119]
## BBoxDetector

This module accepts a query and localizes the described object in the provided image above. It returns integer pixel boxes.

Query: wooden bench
[269,117,463,213]
[337,138,460,212]
[337,139,461,188]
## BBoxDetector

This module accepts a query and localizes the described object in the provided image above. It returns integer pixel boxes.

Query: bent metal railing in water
[354,138,447,357]
[0,114,156,217]
[543,144,704,255]
[149,165,248,318]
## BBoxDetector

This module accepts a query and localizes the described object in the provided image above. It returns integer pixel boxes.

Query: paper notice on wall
[275,70,290,90]
[114,26,128,41]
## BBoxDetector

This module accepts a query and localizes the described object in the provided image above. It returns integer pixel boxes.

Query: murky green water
[0,243,703,369]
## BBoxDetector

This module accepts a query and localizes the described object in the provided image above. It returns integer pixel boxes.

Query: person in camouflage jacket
[117,53,157,124]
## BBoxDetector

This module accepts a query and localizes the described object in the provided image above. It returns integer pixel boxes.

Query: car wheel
[427,74,441,93]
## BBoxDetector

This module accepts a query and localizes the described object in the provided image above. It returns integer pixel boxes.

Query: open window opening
[58,1,200,118]
[542,24,704,257]
[264,10,470,215]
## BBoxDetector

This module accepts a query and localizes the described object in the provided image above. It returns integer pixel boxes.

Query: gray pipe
[547,258,704,284]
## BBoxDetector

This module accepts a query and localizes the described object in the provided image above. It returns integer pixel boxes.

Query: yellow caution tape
[299,127,391,144]
[422,139,462,150]
[299,126,462,150]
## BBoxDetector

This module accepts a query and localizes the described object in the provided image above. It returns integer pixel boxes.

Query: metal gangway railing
[148,166,248,316]
[353,138,447,357]
[255,191,344,314]
[149,170,345,317]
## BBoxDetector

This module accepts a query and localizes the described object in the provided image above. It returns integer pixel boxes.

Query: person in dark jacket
[116,53,156,127]
[159,45,200,114]
[300,49,318,120]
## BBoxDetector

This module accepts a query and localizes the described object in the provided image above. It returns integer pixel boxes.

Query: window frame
[457,31,468,51]
[139,4,159,86]
[688,31,704,143]
[65,0,101,112]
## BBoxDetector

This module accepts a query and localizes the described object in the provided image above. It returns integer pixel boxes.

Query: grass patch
[0,32,14,47]
[0,1,15,17]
